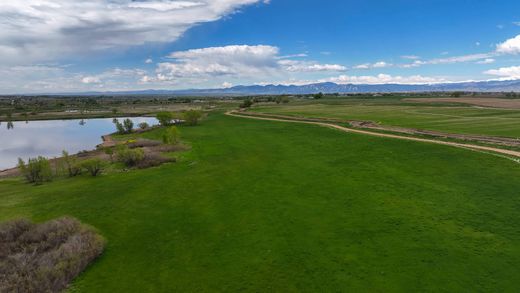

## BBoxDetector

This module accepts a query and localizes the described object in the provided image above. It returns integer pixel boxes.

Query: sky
[1,0,520,94]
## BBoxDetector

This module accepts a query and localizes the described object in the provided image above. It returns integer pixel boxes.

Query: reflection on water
[0,117,157,170]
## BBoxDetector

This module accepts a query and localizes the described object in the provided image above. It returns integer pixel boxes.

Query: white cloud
[145,58,153,64]
[0,0,266,64]
[496,35,520,55]
[354,61,392,69]
[151,45,347,82]
[514,22,520,26]
[222,82,233,88]
[401,55,420,60]
[278,60,346,72]
[476,58,495,64]
[323,74,446,85]
[484,66,520,79]
[81,76,102,84]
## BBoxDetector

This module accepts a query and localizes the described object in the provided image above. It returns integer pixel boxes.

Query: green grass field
[1,113,520,292]
[252,100,520,138]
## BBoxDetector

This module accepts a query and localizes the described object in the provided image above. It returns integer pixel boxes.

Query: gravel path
[227,111,520,160]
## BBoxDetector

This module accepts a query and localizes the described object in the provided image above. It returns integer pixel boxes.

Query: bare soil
[403,97,520,109]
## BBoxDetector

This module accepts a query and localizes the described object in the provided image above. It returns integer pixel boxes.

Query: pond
[0,117,158,170]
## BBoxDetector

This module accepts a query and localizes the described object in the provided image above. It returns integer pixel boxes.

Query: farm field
[252,99,520,138]
[1,112,519,292]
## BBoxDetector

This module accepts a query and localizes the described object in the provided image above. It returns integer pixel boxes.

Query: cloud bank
[0,0,266,63]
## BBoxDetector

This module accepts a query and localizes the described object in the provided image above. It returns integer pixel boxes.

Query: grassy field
[1,112,520,291]
[252,99,520,138]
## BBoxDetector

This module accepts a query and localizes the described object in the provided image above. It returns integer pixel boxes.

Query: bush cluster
[183,110,202,126]
[116,146,145,167]
[17,157,52,184]
[0,217,105,293]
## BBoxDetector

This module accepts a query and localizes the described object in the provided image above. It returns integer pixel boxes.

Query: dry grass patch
[0,217,105,293]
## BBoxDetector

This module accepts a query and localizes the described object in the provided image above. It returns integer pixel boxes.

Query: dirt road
[226,111,520,161]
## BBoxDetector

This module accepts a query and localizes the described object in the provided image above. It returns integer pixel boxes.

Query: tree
[162,126,180,145]
[80,159,104,177]
[156,112,173,126]
[18,156,53,184]
[138,122,149,130]
[240,99,253,108]
[123,118,134,133]
[313,92,324,99]
[183,110,203,126]
[113,119,125,134]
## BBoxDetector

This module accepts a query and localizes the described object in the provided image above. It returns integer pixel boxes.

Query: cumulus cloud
[149,45,346,82]
[0,0,266,63]
[496,34,520,54]
[81,76,102,84]
[484,66,520,79]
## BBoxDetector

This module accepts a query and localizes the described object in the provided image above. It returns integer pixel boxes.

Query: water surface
[0,117,157,170]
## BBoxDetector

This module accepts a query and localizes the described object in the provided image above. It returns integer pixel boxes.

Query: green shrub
[17,156,52,184]
[138,122,150,130]
[104,147,114,162]
[62,151,82,177]
[183,110,202,126]
[80,158,105,177]
[116,146,145,167]
[0,217,105,293]
[156,112,173,126]
[162,126,180,145]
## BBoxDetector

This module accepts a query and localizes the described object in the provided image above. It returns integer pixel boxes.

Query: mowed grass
[1,113,520,292]
[253,101,520,138]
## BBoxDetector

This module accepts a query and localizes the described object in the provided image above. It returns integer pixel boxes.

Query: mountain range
[27,79,520,96]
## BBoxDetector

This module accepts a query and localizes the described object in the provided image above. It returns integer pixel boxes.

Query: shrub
[0,217,105,293]
[116,146,145,167]
[62,151,82,177]
[80,158,105,177]
[183,110,202,126]
[138,122,150,130]
[156,112,173,126]
[136,154,176,169]
[127,139,161,149]
[104,147,114,162]
[17,156,53,184]
[162,126,180,145]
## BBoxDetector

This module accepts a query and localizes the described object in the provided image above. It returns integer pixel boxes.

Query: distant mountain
[27,79,520,96]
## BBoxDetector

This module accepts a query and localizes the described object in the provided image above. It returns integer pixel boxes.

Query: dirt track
[227,111,520,160]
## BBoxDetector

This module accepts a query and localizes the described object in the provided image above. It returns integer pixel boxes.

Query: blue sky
[1,0,520,93]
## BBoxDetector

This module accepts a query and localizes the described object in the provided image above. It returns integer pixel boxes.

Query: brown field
[404,97,520,109]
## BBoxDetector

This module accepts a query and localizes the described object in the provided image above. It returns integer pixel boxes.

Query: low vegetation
[1,113,519,291]
[0,217,105,293]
